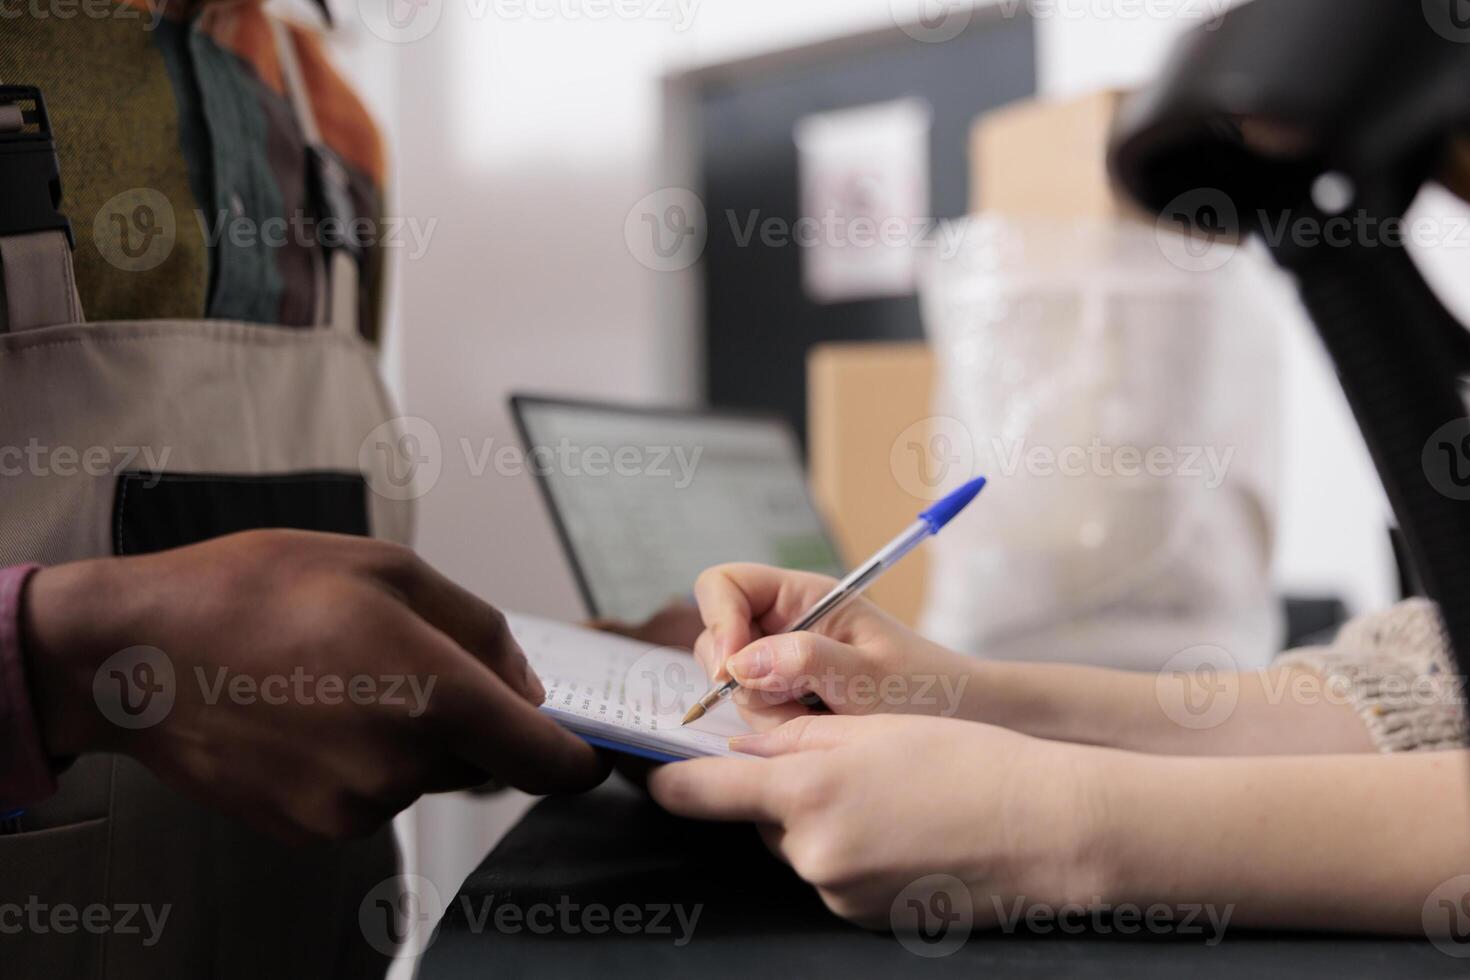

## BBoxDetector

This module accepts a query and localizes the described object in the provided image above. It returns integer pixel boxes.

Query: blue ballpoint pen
[681,475,987,725]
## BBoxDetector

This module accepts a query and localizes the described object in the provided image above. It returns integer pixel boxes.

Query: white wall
[389,1,926,622]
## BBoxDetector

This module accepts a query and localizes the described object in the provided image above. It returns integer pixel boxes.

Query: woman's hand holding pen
[664,567,1462,937]
[689,563,1379,756]
[667,566,1122,933]
[691,563,983,729]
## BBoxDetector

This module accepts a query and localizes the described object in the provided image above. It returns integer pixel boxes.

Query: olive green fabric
[0,13,209,321]
[0,4,386,337]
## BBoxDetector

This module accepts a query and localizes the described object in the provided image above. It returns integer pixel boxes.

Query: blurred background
[312,0,1436,623]
[286,0,1470,968]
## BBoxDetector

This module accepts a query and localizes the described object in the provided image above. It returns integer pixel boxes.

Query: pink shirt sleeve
[0,564,58,808]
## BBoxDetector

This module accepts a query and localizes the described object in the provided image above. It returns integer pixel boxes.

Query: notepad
[510,614,752,762]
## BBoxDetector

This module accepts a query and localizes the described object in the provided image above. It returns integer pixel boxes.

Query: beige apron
[0,25,413,978]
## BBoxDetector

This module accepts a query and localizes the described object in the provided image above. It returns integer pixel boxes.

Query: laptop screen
[513,397,844,621]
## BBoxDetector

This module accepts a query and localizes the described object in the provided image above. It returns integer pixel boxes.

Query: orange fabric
[199,3,285,92]
[112,0,385,184]
[280,23,386,184]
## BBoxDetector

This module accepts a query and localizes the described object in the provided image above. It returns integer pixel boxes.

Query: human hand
[22,529,610,841]
[648,713,1113,929]
[691,564,980,730]
[588,598,703,651]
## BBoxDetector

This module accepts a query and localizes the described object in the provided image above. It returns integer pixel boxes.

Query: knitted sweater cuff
[1276,599,1469,752]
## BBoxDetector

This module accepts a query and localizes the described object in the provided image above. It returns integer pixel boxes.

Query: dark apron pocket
[111,471,370,556]
[0,817,109,975]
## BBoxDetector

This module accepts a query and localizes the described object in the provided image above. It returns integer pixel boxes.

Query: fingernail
[727,643,773,680]
[728,732,771,754]
[524,663,547,703]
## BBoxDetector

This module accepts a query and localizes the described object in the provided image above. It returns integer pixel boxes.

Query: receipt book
[510,614,752,763]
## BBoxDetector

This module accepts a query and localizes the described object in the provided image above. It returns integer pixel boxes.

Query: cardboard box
[805,92,1141,626]
[808,342,936,626]
[970,89,1142,220]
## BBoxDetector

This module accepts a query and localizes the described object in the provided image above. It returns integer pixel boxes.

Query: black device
[0,86,72,247]
[1109,0,1470,687]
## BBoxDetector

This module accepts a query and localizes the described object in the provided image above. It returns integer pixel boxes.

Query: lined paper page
[510,614,750,759]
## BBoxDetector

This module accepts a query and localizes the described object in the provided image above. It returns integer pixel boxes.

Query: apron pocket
[0,817,109,975]
[111,471,370,556]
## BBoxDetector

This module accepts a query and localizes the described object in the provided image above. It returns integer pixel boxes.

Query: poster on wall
[793,98,933,304]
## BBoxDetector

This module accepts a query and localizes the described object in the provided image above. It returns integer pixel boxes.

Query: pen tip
[681,703,706,726]
[918,475,987,532]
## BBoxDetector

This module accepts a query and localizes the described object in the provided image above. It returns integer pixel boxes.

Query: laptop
[510,394,844,622]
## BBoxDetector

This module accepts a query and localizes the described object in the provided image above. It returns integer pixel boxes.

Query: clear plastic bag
[917,217,1282,671]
